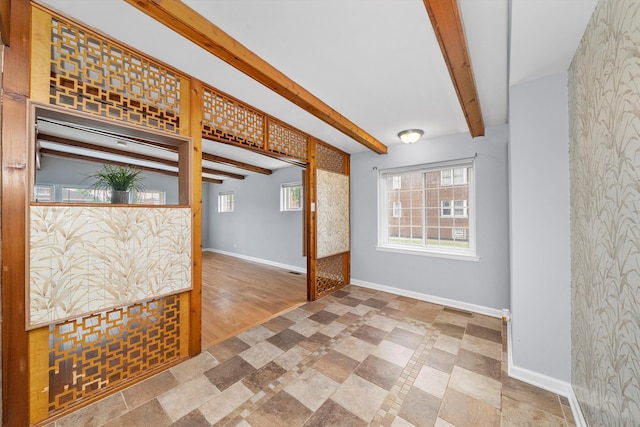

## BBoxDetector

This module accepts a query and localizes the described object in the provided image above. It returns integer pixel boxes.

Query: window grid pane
[218,192,234,212]
[382,162,473,253]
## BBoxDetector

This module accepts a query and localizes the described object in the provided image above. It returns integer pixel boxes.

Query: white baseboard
[350,278,502,318]
[506,318,587,427]
[203,248,307,274]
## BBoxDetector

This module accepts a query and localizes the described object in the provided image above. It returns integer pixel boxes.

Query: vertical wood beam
[188,79,203,355]
[423,0,485,137]
[2,0,30,425]
[305,138,318,301]
[343,155,351,288]
[0,0,10,46]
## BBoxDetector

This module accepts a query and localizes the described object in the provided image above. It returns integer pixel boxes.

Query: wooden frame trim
[124,0,388,154]
[201,152,273,175]
[423,0,485,137]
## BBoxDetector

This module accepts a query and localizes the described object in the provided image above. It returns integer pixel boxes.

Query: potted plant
[88,164,145,204]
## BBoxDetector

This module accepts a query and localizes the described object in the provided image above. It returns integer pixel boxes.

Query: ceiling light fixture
[397,129,424,144]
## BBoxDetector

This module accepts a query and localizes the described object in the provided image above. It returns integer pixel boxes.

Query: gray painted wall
[509,72,571,382]
[36,155,180,204]
[350,124,510,311]
[204,166,306,270]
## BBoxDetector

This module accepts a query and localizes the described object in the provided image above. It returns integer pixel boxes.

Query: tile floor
[47,285,576,426]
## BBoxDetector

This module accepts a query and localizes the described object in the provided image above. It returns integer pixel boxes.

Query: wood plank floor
[201,251,307,348]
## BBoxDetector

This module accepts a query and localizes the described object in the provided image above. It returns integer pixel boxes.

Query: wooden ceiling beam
[38,133,246,180]
[423,0,485,137]
[124,0,388,154]
[39,147,223,184]
[202,152,272,175]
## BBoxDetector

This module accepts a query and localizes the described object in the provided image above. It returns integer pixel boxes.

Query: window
[441,167,468,186]
[218,192,234,213]
[392,201,402,218]
[378,160,476,260]
[280,182,303,211]
[34,185,54,202]
[392,176,401,190]
[62,187,110,203]
[135,190,165,205]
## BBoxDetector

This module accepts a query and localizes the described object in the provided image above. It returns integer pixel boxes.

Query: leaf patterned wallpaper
[569,0,640,424]
[29,206,192,327]
[316,169,350,258]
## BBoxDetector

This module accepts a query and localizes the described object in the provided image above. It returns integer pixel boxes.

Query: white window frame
[453,199,468,217]
[377,159,477,261]
[280,182,303,212]
[392,175,401,190]
[34,184,55,202]
[392,201,402,218]
[134,190,166,205]
[441,200,452,217]
[218,191,234,213]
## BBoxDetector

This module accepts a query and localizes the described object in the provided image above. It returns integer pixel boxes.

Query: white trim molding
[350,278,502,318]
[203,248,306,274]
[506,319,587,427]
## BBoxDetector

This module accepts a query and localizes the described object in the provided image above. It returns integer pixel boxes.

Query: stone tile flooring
[48,285,577,426]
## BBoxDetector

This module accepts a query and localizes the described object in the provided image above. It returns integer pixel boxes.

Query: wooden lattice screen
[201,85,308,163]
[47,15,184,133]
[314,142,350,299]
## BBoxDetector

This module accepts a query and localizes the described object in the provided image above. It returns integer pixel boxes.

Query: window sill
[376,245,480,262]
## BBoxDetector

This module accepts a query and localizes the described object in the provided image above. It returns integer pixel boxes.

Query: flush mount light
[397,129,424,144]
[116,140,127,147]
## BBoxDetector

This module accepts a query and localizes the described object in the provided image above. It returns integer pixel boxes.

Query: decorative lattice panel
[316,254,347,298]
[317,143,345,173]
[202,87,265,148]
[49,17,181,133]
[267,119,308,162]
[48,295,181,414]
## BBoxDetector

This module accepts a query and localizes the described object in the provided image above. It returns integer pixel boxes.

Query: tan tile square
[284,368,340,411]
[449,366,501,408]
[434,418,456,427]
[331,374,388,423]
[320,321,348,337]
[386,327,423,350]
[198,381,254,425]
[391,416,416,427]
[266,328,306,351]
[425,348,456,373]
[122,370,178,410]
[468,314,502,331]
[157,374,220,422]
[433,322,465,339]
[455,349,501,380]
[501,395,565,427]
[366,314,399,332]
[439,389,500,427]
[242,361,287,393]
[373,340,415,367]
[299,332,332,352]
[207,336,250,363]
[350,304,375,316]
[102,399,171,427]
[289,317,323,337]
[334,335,377,362]
[274,345,311,370]
[354,355,403,391]
[308,309,340,325]
[413,365,450,398]
[281,307,312,322]
[352,324,389,345]
[362,297,388,309]
[436,310,471,328]
[324,302,354,315]
[304,399,367,427]
[56,393,128,427]
[502,375,565,418]
[397,386,441,427]
[313,350,360,383]
[205,355,256,391]
[171,351,218,383]
[245,391,312,427]
[460,334,501,360]
[337,312,361,325]
[240,341,284,369]
[262,316,295,333]
[465,323,501,343]
[434,334,461,354]
[171,410,210,427]
[236,325,275,346]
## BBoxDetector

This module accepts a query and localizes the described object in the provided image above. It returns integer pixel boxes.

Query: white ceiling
[38,0,598,167]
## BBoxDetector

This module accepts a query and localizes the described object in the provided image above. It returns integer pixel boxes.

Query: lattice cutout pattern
[317,143,345,173]
[268,119,308,162]
[48,295,181,414]
[316,254,347,298]
[202,88,264,148]
[50,18,181,133]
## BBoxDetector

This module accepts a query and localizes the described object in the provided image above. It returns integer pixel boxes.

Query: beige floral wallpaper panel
[569,0,640,424]
[29,206,192,327]
[316,169,350,258]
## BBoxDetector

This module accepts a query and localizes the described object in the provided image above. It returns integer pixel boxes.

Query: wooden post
[305,138,317,301]
[2,0,31,425]
[188,79,203,355]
